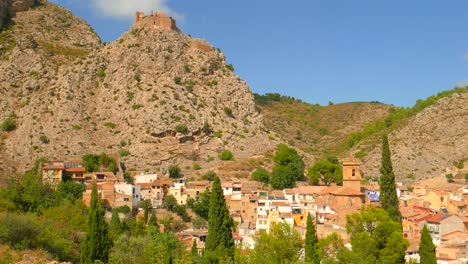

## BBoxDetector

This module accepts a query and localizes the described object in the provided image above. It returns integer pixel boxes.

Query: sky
[50,0,468,107]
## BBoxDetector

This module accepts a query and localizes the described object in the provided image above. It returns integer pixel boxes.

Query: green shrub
[201,171,216,181]
[219,150,234,161]
[202,122,212,135]
[97,68,106,78]
[39,135,49,144]
[183,64,190,73]
[446,173,454,183]
[71,124,81,130]
[132,104,143,110]
[168,165,181,178]
[119,149,130,157]
[174,76,182,85]
[214,131,222,138]
[252,167,270,183]
[223,107,233,118]
[103,122,116,129]
[193,163,201,170]
[134,72,141,82]
[175,124,189,134]
[1,119,16,131]
[226,64,234,72]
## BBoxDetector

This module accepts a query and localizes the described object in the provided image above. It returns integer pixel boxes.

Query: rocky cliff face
[0,2,273,175]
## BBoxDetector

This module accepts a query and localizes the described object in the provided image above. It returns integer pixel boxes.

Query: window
[352,169,356,176]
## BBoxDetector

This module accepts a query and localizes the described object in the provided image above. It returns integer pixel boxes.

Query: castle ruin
[134,11,176,30]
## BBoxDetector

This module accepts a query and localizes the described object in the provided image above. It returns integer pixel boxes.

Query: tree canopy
[270,144,304,189]
[308,159,343,186]
[339,206,408,264]
[248,222,302,263]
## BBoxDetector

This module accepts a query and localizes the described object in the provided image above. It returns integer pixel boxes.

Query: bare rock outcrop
[0,2,273,175]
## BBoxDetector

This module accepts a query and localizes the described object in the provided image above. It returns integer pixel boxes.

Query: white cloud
[464,54,468,61]
[92,0,183,20]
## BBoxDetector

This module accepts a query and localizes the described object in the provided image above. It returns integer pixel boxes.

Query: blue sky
[50,0,468,106]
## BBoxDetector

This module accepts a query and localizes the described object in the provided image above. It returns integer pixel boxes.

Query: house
[114,183,141,208]
[82,181,115,208]
[297,186,326,212]
[41,160,86,184]
[134,173,158,184]
[185,180,210,199]
[421,213,464,245]
[139,179,172,208]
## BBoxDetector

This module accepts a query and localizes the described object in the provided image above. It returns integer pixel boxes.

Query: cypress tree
[148,209,157,227]
[419,225,437,264]
[110,208,122,235]
[204,176,235,260]
[143,199,150,224]
[379,135,402,223]
[192,239,198,256]
[80,185,113,263]
[305,212,320,264]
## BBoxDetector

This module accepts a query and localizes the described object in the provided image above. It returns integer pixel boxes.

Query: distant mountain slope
[0,1,274,175]
[255,94,394,156]
[257,88,468,182]
[355,91,467,182]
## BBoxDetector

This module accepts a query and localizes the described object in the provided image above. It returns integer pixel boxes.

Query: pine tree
[80,185,113,263]
[379,135,402,223]
[305,212,320,264]
[419,225,437,264]
[204,176,235,260]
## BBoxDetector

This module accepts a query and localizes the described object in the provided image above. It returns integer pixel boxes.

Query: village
[40,158,468,264]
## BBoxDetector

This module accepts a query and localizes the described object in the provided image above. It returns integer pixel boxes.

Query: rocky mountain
[0,1,465,183]
[354,91,467,182]
[0,1,274,175]
[257,90,468,182]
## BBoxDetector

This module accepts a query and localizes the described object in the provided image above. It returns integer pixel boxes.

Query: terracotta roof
[271,201,289,207]
[320,186,341,195]
[425,213,452,224]
[329,187,363,196]
[284,188,298,195]
[270,190,285,197]
[441,230,468,240]
[298,186,327,195]
[222,182,233,188]
[151,179,173,187]
[65,167,86,173]
[42,165,65,170]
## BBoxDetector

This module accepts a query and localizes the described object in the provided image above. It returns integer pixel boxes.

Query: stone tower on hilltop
[134,11,176,30]
[342,158,362,192]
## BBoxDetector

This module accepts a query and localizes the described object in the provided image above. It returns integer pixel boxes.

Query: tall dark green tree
[80,185,113,263]
[379,135,402,223]
[419,225,437,264]
[110,208,123,236]
[305,213,320,264]
[204,176,235,261]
